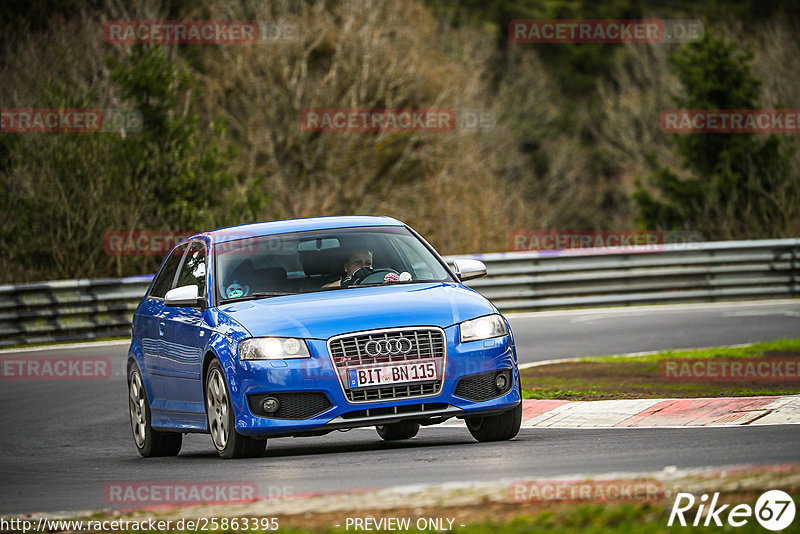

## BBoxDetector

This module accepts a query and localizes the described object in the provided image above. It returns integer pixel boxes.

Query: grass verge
[520,338,800,400]
[36,471,800,534]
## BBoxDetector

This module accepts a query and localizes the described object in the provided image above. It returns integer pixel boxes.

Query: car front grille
[348,381,440,402]
[328,327,446,403]
[340,402,450,420]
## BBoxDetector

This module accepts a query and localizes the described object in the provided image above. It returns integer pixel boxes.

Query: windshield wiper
[344,281,426,289]
[219,291,296,304]
[308,280,436,294]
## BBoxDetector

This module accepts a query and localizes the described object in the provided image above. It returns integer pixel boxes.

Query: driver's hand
[341,266,374,288]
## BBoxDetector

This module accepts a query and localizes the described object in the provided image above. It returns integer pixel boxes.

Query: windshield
[214,226,454,302]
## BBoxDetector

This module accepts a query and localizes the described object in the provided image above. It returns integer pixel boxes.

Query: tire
[205,360,266,459]
[465,402,522,442]
[128,362,182,457]
[376,421,420,441]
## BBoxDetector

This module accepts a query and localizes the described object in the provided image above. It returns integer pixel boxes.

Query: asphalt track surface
[1,299,798,514]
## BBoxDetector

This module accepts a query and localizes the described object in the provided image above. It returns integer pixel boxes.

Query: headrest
[254,267,288,283]
[299,249,341,277]
[226,259,255,285]
[250,267,289,293]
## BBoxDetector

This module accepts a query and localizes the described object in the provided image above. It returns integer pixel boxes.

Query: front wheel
[465,402,522,442]
[205,360,266,459]
[376,421,420,441]
[128,363,182,457]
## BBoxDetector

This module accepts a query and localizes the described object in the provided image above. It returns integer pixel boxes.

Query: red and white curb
[439,396,800,428]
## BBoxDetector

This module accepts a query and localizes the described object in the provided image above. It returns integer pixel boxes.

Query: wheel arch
[200,340,236,396]
[201,350,218,392]
[126,348,154,400]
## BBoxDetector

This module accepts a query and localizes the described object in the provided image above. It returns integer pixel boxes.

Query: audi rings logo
[364,337,414,357]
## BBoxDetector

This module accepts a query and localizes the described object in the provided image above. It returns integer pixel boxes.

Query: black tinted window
[175,241,207,296]
[150,244,187,298]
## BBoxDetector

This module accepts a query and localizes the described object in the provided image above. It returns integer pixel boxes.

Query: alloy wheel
[128,370,147,448]
[206,368,229,450]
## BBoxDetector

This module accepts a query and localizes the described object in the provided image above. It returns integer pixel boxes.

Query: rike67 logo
[668,490,796,531]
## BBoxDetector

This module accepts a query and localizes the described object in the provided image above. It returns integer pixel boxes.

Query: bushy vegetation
[1,0,799,282]
[633,35,796,238]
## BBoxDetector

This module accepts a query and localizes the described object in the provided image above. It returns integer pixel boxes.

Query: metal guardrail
[453,238,800,311]
[0,239,797,347]
[0,276,153,348]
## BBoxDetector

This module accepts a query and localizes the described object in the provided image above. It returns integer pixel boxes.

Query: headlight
[239,337,310,360]
[459,314,508,343]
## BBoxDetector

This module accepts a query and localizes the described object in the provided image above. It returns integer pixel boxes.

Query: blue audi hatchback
[128,216,521,458]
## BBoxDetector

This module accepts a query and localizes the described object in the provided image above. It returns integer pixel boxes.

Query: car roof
[199,216,406,244]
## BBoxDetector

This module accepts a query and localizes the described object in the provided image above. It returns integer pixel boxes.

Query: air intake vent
[454,369,512,402]
[247,392,333,419]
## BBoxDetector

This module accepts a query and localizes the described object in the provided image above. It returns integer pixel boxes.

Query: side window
[175,241,207,296]
[150,244,187,298]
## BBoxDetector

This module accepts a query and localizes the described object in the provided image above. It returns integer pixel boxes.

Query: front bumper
[228,325,521,437]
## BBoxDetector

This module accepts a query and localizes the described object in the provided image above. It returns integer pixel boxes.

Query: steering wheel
[343,267,400,287]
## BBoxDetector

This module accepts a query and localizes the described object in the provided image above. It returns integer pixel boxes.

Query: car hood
[217,283,496,340]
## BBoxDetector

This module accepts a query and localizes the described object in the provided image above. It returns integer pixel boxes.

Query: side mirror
[453,259,487,282]
[165,285,204,308]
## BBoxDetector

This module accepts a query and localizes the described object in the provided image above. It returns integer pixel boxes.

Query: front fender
[207,333,240,375]
[204,307,252,374]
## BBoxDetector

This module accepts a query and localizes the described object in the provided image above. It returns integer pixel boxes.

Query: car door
[140,243,188,404]
[159,240,210,418]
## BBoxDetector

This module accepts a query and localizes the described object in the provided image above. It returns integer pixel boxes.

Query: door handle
[158,321,166,336]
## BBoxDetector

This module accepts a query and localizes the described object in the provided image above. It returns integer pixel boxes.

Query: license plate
[347,359,439,388]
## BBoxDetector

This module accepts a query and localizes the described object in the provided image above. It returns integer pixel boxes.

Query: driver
[324,248,373,288]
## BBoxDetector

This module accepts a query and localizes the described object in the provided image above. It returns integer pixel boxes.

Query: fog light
[262,397,280,413]
[495,372,508,391]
